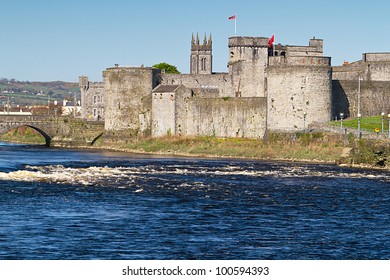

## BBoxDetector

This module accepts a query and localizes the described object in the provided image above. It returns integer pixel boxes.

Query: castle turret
[228,36,269,97]
[190,33,212,74]
[309,37,323,53]
[267,37,332,131]
[79,76,89,119]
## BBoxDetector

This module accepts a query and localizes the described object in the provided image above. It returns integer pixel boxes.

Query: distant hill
[0,78,80,106]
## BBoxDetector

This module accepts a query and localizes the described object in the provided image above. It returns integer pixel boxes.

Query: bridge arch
[24,125,52,147]
[90,132,103,146]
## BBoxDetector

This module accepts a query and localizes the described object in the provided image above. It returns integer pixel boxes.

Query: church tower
[190,33,212,74]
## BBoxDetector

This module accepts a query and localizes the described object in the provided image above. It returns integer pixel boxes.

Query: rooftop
[152,85,181,93]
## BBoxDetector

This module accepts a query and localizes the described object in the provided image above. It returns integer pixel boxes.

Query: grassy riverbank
[1,127,389,168]
[114,133,346,163]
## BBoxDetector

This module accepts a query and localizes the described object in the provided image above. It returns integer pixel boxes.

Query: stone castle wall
[151,85,191,137]
[269,56,330,66]
[267,64,332,130]
[185,97,267,138]
[333,61,390,82]
[151,85,267,139]
[103,67,160,134]
[332,52,390,118]
[160,73,233,97]
[332,80,390,118]
[363,53,390,62]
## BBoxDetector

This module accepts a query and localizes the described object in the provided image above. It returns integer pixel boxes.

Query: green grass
[121,133,349,163]
[331,115,390,133]
[0,126,46,144]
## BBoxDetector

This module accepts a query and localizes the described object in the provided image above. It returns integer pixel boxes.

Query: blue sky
[1,0,389,82]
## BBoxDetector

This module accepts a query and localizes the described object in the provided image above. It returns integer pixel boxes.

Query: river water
[0,142,389,260]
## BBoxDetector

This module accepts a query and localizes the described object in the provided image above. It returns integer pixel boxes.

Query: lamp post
[381,112,385,133]
[47,93,50,115]
[357,113,361,139]
[340,112,344,133]
[358,75,362,117]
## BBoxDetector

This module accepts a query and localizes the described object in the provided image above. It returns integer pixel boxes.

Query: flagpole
[228,14,237,36]
[273,34,275,56]
[235,16,237,36]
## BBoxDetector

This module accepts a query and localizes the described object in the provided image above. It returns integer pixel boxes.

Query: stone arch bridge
[0,115,104,147]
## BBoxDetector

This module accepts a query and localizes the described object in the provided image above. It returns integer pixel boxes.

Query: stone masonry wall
[79,76,105,120]
[103,67,160,134]
[333,61,390,82]
[267,65,332,131]
[185,97,267,139]
[332,80,390,118]
[160,73,233,97]
[151,85,192,137]
[151,90,176,137]
[228,37,269,97]
[364,53,390,62]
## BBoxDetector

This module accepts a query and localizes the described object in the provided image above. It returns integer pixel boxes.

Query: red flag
[228,15,236,20]
[268,34,275,48]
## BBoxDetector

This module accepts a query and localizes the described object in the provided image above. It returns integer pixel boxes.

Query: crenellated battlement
[363,52,390,62]
[268,56,331,66]
[228,36,269,48]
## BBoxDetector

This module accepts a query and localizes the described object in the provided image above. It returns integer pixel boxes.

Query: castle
[79,34,390,139]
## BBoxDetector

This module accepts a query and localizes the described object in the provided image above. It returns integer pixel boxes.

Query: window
[93,96,97,104]
[201,58,206,71]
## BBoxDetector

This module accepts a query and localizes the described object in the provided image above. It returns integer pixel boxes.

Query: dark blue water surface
[0,142,389,260]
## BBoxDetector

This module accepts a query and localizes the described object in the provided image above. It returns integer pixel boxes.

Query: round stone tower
[267,56,332,131]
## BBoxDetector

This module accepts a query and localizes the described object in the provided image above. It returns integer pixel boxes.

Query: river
[0,142,389,260]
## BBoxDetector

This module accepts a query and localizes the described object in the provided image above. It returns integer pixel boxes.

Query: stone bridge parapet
[0,115,104,147]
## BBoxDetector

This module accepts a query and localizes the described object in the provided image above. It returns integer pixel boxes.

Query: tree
[152,62,180,74]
